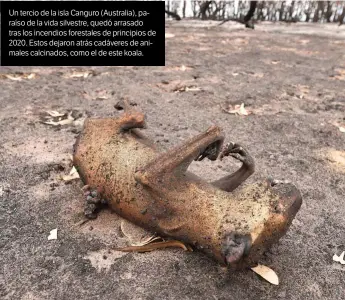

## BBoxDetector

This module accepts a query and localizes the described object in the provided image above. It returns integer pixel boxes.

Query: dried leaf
[82,89,111,101]
[5,75,22,81]
[222,103,252,116]
[73,118,85,127]
[185,86,201,92]
[113,240,191,253]
[120,219,150,243]
[292,84,309,91]
[331,68,345,81]
[42,111,74,126]
[69,166,78,176]
[333,251,345,264]
[175,86,201,93]
[239,103,249,115]
[296,85,310,99]
[61,174,80,182]
[120,220,164,246]
[3,73,36,81]
[165,65,194,72]
[251,265,279,285]
[63,71,92,79]
[43,119,73,126]
[62,166,80,182]
[46,110,65,117]
[48,228,57,240]
[179,65,193,71]
[165,33,175,38]
[131,236,163,247]
[332,121,345,133]
[156,80,200,93]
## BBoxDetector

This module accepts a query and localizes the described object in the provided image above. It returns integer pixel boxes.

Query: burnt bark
[313,1,324,22]
[210,1,220,20]
[243,1,257,23]
[257,1,265,21]
[218,1,256,29]
[289,1,295,21]
[325,1,333,22]
[182,1,186,18]
[200,1,212,20]
[165,10,182,21]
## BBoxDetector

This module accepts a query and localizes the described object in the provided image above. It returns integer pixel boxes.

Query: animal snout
[221,233,252,267]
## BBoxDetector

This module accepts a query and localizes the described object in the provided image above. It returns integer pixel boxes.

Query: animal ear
[114,98,134,112]
[114,98,147,132]
[118,111,146,132]
[114,101,126,111]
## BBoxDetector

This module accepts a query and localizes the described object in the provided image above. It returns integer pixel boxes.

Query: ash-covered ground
[0,21,345,300]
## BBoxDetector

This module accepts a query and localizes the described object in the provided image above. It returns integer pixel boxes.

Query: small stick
[112,240,192,253]
[74,218,90,227]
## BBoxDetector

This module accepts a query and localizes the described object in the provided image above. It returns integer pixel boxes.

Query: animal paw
[81,185,107,219]
[219,142,254,170]
[195,140,222,162]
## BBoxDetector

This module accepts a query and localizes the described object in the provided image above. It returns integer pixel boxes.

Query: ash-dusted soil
[0,21,344,300]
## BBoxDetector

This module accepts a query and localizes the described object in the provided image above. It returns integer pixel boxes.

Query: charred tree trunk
[165,10,182,21]
[243,1,257,23]
[313,1,324,22]
[289,1,295,21]
[192,1,198,18]
[218,1,257,29]
[339,6,345,25]
[182,1,186,19]
[200,1,212,20]
[305,6,311,23]
[279,1,285,21]
[210,1,220,20]
[325,1,333,22]
[257,1,265,21]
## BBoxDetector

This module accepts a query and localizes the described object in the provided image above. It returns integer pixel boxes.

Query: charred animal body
[73,101,302,270]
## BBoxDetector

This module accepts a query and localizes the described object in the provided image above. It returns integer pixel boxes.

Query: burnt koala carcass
[73,101,302,270]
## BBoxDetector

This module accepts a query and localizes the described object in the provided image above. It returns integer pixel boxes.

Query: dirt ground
[1,20,345,300]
